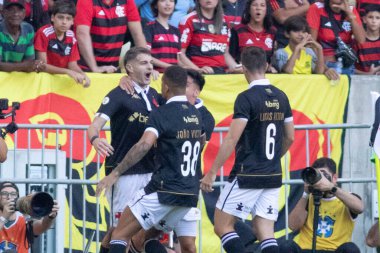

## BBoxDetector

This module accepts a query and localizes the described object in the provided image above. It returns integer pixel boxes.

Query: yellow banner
[1,72,349,252]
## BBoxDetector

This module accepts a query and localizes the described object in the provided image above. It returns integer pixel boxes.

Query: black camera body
[16,192,54,218]
[335,37,358,68]
[0,99,20,138]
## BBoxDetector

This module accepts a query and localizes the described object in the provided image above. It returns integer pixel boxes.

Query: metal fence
[0,123,376,253]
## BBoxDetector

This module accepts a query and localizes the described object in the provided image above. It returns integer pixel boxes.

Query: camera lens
[301,167,322,185]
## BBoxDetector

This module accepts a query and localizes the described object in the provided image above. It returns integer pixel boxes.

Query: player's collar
[166,95,188,104]
[194,98,203,109]
[248,79,270,89]
[133,81,150,94]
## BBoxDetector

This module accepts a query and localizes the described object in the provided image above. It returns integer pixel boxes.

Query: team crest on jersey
[265,37,273,49]
[342,21,352,32]
[317,215,335,238]
[208,24,215,34]
[115,5,125,17]
[221,25,228,35]
[102,97,110,105]
[0,241,17,251]
[64,46,71,56]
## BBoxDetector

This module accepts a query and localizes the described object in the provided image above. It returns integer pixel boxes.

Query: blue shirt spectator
[169,0,195,27]
[135,0,155,22]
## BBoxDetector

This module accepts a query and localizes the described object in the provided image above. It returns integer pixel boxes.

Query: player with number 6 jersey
[201,47,294,253]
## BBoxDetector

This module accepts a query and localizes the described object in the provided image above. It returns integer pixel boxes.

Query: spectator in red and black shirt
[357,0,380,18]
[269,0,312,48]
[179,0,238,74]
[222,0,247,28]
[307,0,366,74]
[75,0,146,73]
[355,6,380,75]
[144,0,181,73]
[35,0,90,87]
[229,0,276,72]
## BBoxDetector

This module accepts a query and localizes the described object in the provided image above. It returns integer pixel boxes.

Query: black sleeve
[283,92,293,120]
[229,28,240,63]
[97,88,122,119]
[370,97,380,146]
[200,106,215,141]
[146,109,165,136]
[233,93,251,120]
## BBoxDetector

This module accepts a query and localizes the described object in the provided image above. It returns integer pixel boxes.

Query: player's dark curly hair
[187,69,205,91]
[164,66,188,89]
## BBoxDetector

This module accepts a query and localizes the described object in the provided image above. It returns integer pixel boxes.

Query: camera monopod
[309,187,323,253]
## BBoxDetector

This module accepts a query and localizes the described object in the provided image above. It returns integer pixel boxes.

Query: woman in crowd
[179,0,238,74]
[229,0,276,72]
[306,0,366,74]
[144,0,181,72]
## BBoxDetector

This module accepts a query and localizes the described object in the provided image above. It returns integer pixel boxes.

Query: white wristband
[302,192,310,199]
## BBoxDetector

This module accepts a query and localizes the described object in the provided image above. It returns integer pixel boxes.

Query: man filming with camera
[0,181,60,252]
[280,157,364,253]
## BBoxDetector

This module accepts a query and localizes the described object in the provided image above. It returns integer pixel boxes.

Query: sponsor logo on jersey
[324,21,332,27]
[129,112,149,123]
[265,100,280,109]
[201,41,227,53]
[98,10,105,16]
[183,115,199,125]
[245,39,254,45]
[132,94,141,100]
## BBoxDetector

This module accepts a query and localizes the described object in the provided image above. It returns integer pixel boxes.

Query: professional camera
[301,167,332,185]
[335,37,358,68]
[16,192,54,218]
[0,99,20,138]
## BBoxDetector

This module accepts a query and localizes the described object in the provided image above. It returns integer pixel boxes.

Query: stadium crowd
[0,0,378,83]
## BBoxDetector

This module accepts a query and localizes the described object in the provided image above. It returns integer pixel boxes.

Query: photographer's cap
[3,0,25,9]
[0,181,19,194]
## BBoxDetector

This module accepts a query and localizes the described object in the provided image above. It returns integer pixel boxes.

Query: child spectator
[179,0,237,74]
[0,0,46,72]
[35,0,90,87]
[355,6,380,75]
[273,15,325,75]
[229,0,275,69]
[144,0,181,73]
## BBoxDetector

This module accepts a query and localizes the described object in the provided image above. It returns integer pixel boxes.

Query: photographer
[0,181,59,252]
[280,157,364,253]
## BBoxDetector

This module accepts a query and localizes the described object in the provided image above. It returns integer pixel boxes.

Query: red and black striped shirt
[355,37,380,72]
[307,2,362,57]
[179,11,230,72]
[144,20,181,72]
[75,0,140,69]
[230,23,275,63]
[223,0,247,28]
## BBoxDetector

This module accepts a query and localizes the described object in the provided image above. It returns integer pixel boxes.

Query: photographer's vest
[0,212,29,253]
[295,196,355,250]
